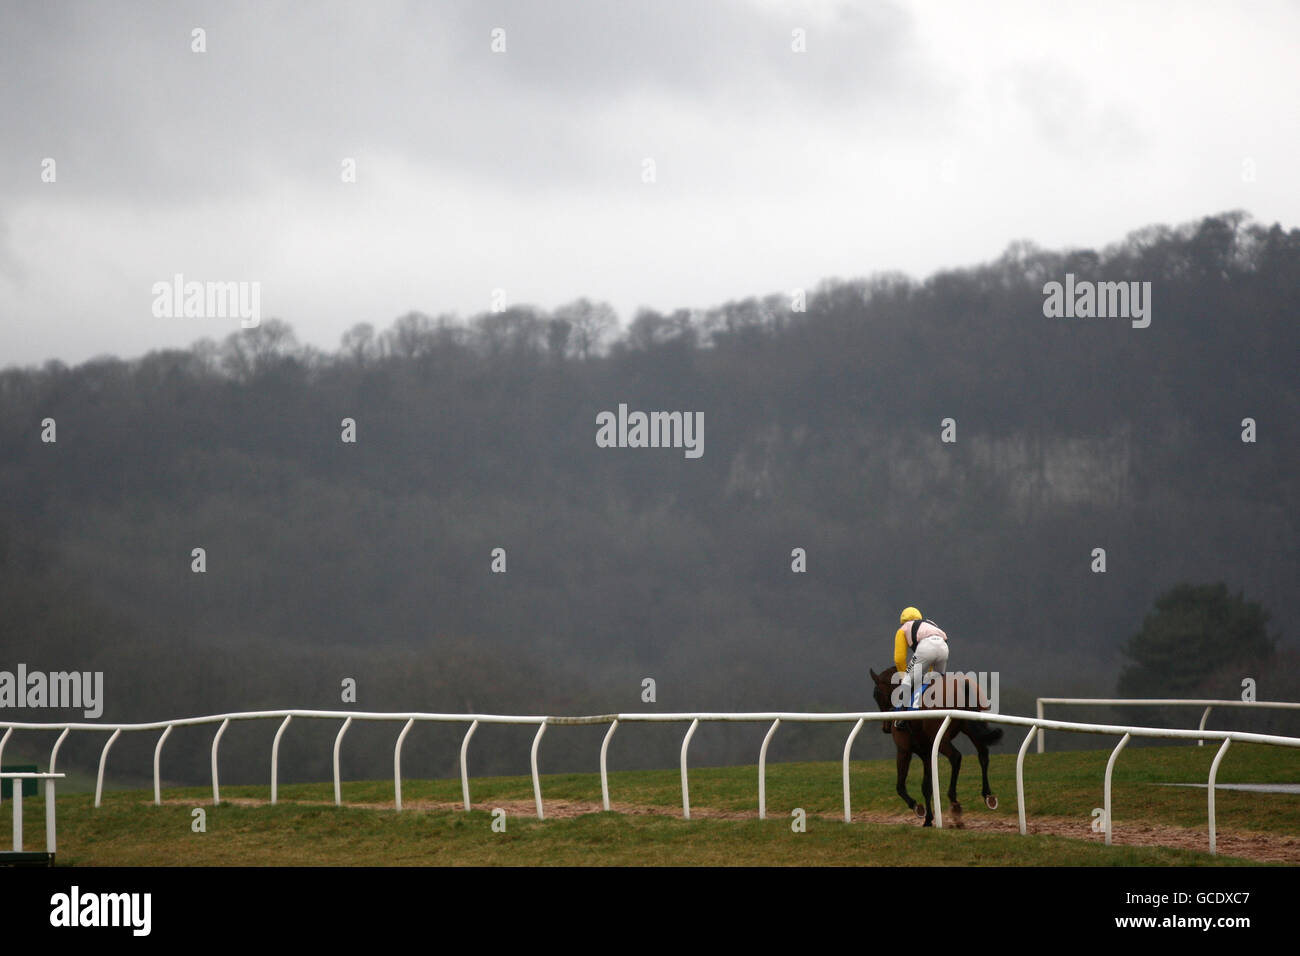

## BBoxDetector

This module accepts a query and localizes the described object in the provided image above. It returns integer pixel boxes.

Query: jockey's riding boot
[894,689,921,732]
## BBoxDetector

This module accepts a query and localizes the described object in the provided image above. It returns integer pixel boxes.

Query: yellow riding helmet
[899,607,922,624]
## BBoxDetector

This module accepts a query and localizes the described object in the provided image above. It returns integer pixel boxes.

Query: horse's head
[868,667,896,712]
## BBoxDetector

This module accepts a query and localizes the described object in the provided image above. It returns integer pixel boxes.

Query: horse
[868,666,1003,827]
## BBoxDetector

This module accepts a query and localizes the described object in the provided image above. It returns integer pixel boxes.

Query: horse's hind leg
[919,748,935,827]
[974,734,997,809]
[896,748,924,819]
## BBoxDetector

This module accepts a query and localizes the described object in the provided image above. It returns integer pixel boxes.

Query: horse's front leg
[919,748,935,827]
[975,736,998,809]
[939,736,963,823]
[896,747,924,819]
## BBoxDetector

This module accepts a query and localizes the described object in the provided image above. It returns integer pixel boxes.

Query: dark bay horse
[868,666,1003,827]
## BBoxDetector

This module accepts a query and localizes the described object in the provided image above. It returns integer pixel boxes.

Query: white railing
[3,708,1299,856]
[1,771,65,857]
[1035,698,1300,752]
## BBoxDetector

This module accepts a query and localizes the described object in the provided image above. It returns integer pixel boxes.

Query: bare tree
[219,318,299,380]
[381,312,434,360]
[554,298,618,359]
[339,322,377,366]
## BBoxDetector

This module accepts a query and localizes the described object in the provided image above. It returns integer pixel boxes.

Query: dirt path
[161,796,1299,863]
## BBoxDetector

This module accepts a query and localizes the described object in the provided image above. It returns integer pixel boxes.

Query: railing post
[0,728,10,807]
[1208,737,1232,855]
[841,717,865,823]
[1197,707,1213,747]
[45,777,56,854]
[1036,699,1045,753]
[333,716,353,807]
[211,718,230,806]
[394,718,415,810]
[95,728,122,809]
[680,718,700,820]
[600,719,619,811]
[1103,732,1131,846]
[49,727,70,775]
[531,721,547,820]
[270,715,293,805]
[930,715,952,829]
[758,718,780,820]
[153,724,173,805]
[1016,724,1037,835]
[460,720,478,811]
[11,779,21,851]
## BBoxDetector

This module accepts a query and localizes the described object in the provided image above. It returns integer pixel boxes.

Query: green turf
[12,743,1297,866]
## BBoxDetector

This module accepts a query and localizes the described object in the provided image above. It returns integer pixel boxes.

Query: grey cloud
[1004,60,1145,159]
[0,0,935,203]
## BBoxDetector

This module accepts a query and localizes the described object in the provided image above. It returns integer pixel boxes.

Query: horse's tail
[965,720,1004,746]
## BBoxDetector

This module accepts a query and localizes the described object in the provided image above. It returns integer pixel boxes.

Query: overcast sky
[2,0,1296,366]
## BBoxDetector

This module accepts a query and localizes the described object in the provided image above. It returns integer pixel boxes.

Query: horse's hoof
[922,820,933,828]
[985,794,999,810]
[950,802,963,815]
[914,804,926,819]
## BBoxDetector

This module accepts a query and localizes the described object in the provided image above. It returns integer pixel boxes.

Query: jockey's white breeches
[900,636,949,708]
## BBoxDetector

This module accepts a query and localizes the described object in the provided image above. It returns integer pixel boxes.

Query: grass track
[19,743,1299,866]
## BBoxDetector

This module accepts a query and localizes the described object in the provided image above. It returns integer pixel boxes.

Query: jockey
[892,607,949,732]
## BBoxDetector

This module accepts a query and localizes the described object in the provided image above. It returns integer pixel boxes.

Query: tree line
[1,210,1296,782]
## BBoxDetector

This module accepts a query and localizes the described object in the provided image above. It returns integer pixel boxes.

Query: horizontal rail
[1038,698,1300,708]
[0,772,66,778]
[1036,697,1300,752]
[6,708,1299,747]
